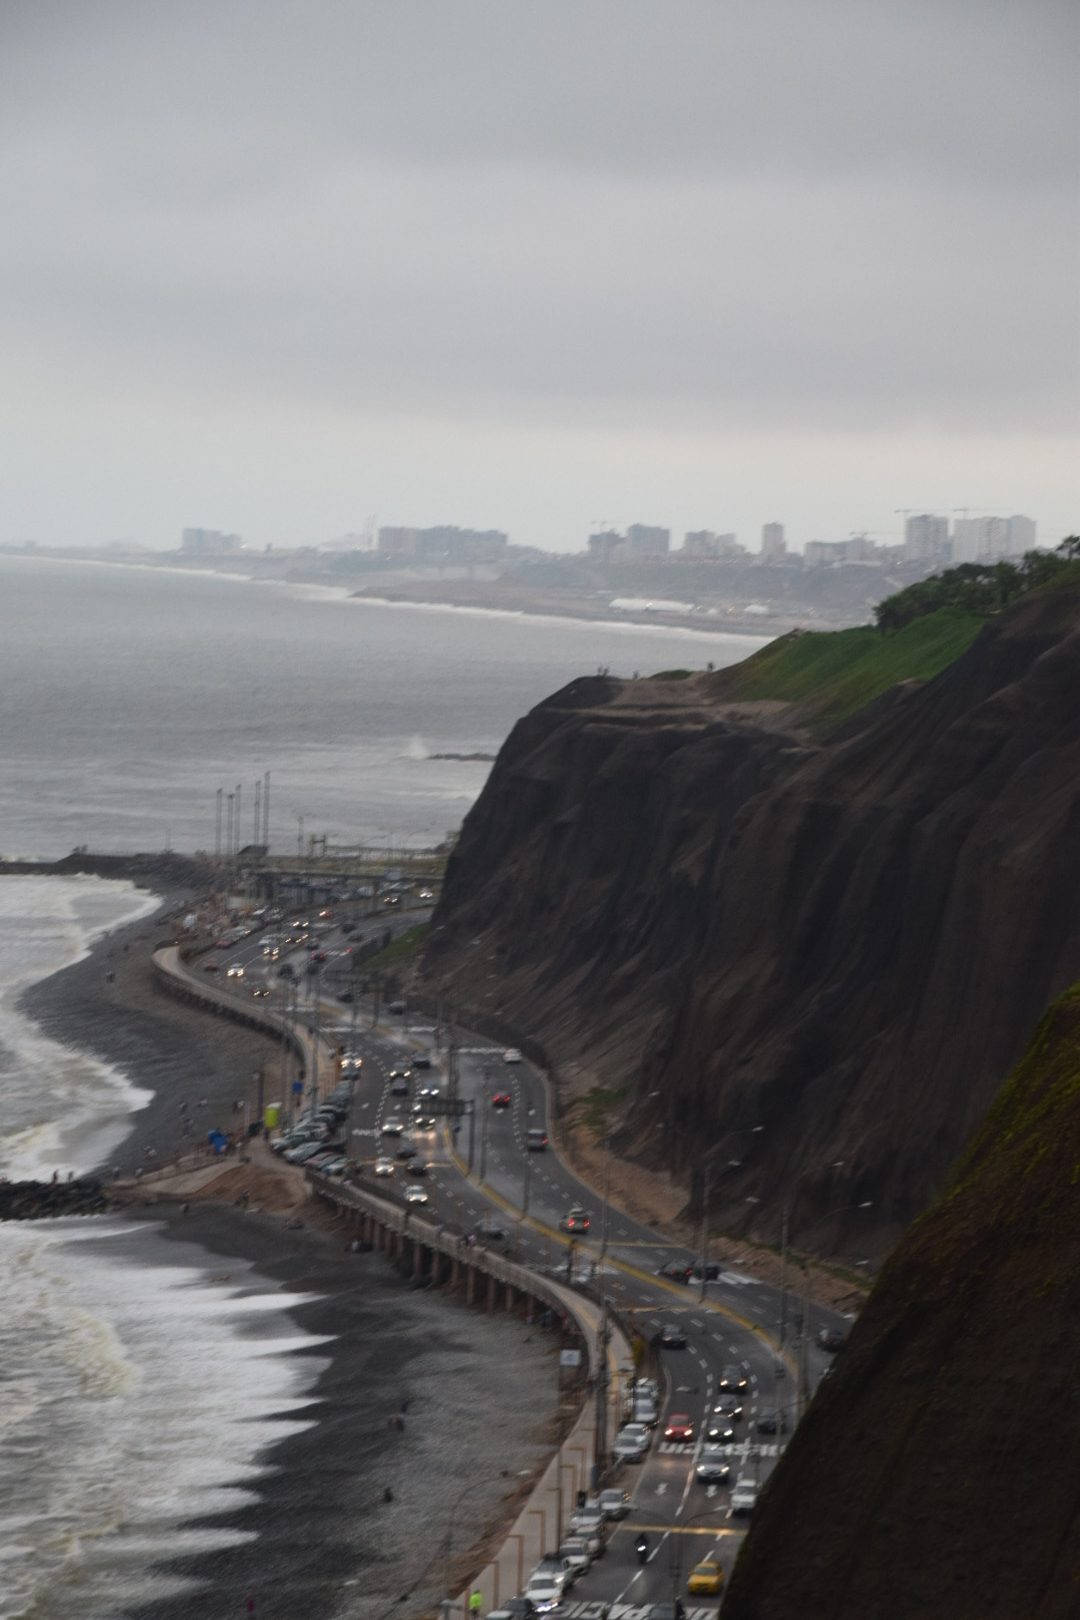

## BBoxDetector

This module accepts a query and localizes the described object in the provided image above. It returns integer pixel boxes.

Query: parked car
[568,1504,604,1539]
[558,1538,592,1578]
[613,1423,650,1462]
[597,1487,630,1519]
[523,1571,566,1613]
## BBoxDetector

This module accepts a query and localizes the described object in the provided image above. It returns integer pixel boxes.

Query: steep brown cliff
[720,982,1080,1620]
[422,581,1080,1248]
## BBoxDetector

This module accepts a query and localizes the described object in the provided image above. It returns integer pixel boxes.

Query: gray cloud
[0,0,1076,548]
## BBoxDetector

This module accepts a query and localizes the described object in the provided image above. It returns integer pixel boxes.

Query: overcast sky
[1,0,1076,553]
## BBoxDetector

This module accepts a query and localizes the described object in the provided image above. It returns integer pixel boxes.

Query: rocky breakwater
[0,1176,111,1219]
[422,580,1080,1250]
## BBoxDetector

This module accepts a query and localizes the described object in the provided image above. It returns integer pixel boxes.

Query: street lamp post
[792,1198,873,1423]
[698,1126,764,1302]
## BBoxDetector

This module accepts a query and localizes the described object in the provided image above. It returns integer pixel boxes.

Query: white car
[403,1184,428,1205]
[730,1476,760,1515]
[558,1538,592,1577]
[597,1487,631,1519]
[523,1573,566,1613]
[568,1504,604,1539]
[613,1422,650,1462]
[631,1397,658,1427]
[502,1047,522,1064]
[633,1378,660,1403]
[373,1156,395,1176]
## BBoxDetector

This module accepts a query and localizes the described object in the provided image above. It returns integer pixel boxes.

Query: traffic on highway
[200,887,852,1615]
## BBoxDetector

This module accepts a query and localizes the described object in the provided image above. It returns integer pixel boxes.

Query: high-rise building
[761,522,786,560]
[181,528,241,554]
[951,514,1036,563]
[588,529,623,561]
[1006,514,1037,554]
[682,530,743,558]
[625,523,670,557]
[903,514,949,563]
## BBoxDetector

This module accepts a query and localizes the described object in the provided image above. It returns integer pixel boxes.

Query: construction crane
[951,507,1012,520]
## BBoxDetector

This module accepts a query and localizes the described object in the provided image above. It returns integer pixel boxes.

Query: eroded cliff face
[720,984,1080,1620]
[422,583,1080,1246]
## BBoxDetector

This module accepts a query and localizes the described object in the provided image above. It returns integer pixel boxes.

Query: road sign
[559,1349,582,1368]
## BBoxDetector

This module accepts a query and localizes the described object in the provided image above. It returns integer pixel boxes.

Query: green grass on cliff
[715,607,983,734]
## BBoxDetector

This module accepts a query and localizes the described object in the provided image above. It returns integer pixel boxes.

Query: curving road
[209,904,853,1612]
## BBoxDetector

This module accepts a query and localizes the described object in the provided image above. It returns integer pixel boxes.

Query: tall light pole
[699,1125,765,1302]
[793,1198,873,1424]
[779,1160,845,1351]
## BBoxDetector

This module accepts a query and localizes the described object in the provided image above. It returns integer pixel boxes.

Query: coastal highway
[209,911,853,1608]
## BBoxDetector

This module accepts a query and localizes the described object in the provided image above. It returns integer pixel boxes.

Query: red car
[491,1092,512,1109]
[664,1413,694,1442]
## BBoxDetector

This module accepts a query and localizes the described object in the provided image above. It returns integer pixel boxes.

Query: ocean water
[0,877,333,1620]
[0,557,765,1615]
[0,1218,329,1620]
[0,554,766,859]
[0,876,160,1180]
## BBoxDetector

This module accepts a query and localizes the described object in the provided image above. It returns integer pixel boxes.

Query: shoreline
[7,879,564,1620]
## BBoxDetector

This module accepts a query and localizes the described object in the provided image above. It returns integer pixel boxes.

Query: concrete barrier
[308,1174,633,1617]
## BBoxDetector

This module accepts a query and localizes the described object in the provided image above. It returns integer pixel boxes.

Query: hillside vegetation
[721,979,1080,1619]
[711,608,982,733]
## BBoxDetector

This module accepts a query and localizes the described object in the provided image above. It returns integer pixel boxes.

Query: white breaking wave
[0,1219,330,1619]
[0,875,161,1180]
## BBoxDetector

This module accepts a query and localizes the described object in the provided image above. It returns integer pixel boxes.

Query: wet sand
[16,892,564,1619]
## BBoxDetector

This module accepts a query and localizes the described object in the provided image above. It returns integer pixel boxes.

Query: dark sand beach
[15,890,565,1619]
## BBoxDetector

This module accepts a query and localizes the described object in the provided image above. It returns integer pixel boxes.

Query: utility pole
[253,780,261,847]
[262,770,271,851]
[226,794,235,865]
[593,1299,611,1491]
[779,1202,790,1350]
[235,784,242,859]
[479,1097,489,1183]
[215,788,223,862]
[467,1098,476,1174]
[310,967,320,1111]
[698,1162,712,1304]
[522,1150,531,1220]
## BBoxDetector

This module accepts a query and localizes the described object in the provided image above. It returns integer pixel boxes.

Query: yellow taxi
[687,1557,725,1595]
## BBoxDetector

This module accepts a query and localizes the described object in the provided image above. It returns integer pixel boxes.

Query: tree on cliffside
[875,536,1080,632]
